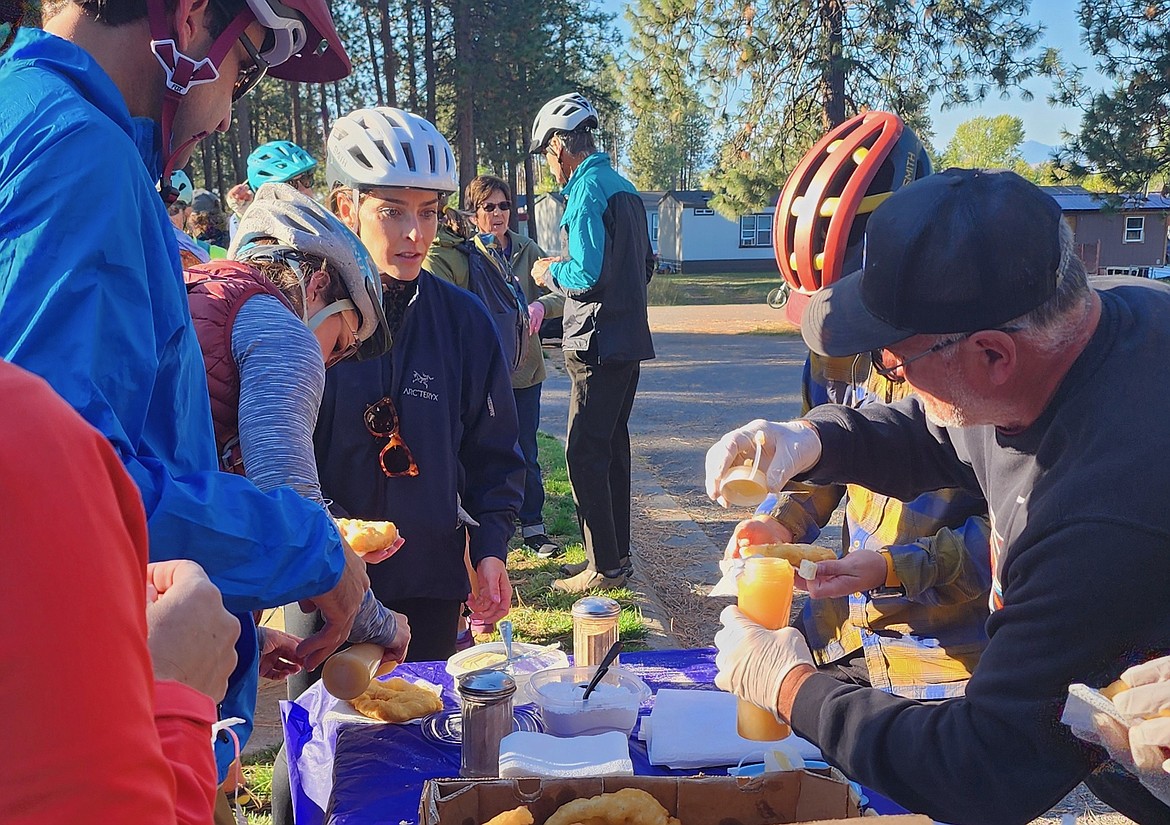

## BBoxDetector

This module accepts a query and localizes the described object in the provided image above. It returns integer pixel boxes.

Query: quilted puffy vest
[185,260,296,472]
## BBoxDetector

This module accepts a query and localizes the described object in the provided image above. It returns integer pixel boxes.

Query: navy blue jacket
[314,272,524,602]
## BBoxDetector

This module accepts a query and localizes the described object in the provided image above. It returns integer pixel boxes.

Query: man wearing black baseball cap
[706,169,1170,822]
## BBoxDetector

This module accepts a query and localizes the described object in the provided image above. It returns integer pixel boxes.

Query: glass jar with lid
[456,670,516,777]
[571,596,621,669]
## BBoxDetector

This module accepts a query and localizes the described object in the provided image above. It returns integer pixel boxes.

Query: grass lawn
[648,271,779,306]
[235,431,648,821]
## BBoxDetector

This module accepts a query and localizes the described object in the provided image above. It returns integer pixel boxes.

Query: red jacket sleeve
[0,362,213,823]
[155,680,219,825]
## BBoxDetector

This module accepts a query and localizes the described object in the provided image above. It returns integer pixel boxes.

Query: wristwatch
[868,548,906,599]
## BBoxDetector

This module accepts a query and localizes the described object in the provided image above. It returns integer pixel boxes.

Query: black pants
[270,597,463,824]
[564,351,640,573]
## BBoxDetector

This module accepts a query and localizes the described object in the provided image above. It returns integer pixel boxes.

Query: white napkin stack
[642,689,821,769]
[498,730,634,778]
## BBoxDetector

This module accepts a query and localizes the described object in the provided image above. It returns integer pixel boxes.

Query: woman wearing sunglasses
[314,106,524,664]
[426,175,566,567]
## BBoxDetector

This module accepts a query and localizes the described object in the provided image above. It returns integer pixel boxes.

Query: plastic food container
[526,665,651,737]
[445,642,569,701]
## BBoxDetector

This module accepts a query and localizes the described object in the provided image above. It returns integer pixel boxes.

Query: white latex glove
[527,301,546,337]
[713,604,813,720]
[705,420,821,507]
[1114,657,1170,777]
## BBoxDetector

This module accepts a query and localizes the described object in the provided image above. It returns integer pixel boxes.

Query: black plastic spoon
[580,639,624,701]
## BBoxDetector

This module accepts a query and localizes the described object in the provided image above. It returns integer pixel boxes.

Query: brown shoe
[551,567,628,594]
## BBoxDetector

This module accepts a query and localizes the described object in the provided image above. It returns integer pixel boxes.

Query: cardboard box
[418,773,931,825]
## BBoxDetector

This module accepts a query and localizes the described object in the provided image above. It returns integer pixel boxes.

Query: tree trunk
[423,0,437,122]
[508,128,520,233]
[198,138,210,192]
[233,96,253,178]
[332,81,344,121]
[822,0,846,128]
[212,132,226,196]
[290,82,304,146]
[523,153,538,245]
[405,0,419,111]
[452,0,475,205]
[319,83,331,144]
[363,0,385,104]
[378,0,398,106]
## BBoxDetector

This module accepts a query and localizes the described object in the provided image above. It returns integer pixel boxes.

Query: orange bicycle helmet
[774,111,931,325]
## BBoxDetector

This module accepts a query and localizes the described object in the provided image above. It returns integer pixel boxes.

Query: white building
[657,190,779,273]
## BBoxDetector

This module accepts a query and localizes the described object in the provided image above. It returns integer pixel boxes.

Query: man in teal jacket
[0,0,362,775]
[530,93,655,593]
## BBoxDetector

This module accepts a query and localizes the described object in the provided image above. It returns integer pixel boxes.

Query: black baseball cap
[801,168,1063,357]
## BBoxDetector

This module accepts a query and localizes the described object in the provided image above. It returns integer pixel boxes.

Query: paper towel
[645,689,821,769]
[498,730,634,778]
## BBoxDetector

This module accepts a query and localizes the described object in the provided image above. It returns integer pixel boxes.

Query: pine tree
[633,0,1046,215]
[1051,0,1169,194]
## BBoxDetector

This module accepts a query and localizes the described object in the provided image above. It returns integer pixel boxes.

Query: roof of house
[665,190,714,208]
[662,189,781,210]
[639,191,665,209]
[1040,185,1170,212]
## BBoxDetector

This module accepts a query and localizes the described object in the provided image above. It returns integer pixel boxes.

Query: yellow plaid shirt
[769,355,992,699]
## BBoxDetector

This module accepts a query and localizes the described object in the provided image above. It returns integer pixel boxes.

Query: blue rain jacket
[0,28,346,774]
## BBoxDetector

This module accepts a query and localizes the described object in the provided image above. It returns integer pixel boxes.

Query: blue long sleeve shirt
[0,28,346,773]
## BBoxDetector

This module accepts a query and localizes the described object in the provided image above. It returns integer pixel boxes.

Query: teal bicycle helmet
[247,141,318,191]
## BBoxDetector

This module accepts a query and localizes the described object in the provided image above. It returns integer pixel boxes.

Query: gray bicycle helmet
[326,107,458,193]
[529,93,599,153]
[229,182,390,360]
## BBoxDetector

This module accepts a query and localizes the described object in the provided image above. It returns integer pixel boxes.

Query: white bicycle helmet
[529,93,599,153]
[229,182,391,359]
[326,107,458,193]
[168,170,195,205]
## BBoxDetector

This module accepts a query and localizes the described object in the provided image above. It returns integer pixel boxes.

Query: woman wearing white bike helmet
[314,107,523,662]
[186,180,406,660]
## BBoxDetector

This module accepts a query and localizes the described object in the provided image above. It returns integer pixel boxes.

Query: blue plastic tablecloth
[281,648,907,825]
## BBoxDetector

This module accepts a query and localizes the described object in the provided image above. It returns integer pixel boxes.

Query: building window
[739,213,773,248]
[650,212,659,242]
[1125,216,1145,243]
[694,207,714,216]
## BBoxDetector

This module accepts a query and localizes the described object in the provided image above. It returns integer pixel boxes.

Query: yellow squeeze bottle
[322,643,394,700]
[736,556,794,740]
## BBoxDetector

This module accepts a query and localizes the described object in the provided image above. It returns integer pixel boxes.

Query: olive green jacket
[424,228,563,389]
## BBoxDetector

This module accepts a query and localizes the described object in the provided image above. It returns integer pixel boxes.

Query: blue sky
[605,0,1106,150]
[927,0,1105,149]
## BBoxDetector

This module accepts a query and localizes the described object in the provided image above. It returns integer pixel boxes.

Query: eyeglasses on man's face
[232,30,269,101]
[479,201,511,213]
[871,327,1021,384]
[870,334,973,384]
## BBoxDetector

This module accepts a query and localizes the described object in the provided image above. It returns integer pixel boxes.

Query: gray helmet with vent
[326,107,458,193]
[529,93,600,153]
[228,182,391,360]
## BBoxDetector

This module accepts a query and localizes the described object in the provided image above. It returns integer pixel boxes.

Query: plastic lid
[571,596,620,619]
[457,670,517,699]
